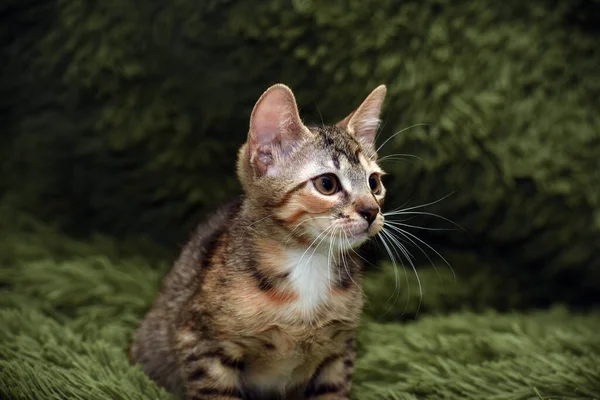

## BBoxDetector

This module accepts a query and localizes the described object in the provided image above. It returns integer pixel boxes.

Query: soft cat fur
[129,83,388,400]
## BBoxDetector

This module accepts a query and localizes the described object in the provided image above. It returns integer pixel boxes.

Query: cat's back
[129,199,242,396]
[160,198,243,302]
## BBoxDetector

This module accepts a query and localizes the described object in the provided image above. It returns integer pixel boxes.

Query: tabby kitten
[129,83,388,400]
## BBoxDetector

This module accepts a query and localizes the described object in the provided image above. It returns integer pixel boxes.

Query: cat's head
[237,84,387,250]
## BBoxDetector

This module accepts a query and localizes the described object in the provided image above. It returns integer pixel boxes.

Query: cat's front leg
[183,356,243,400]
[177,331,244,400]
[304,338,355,400]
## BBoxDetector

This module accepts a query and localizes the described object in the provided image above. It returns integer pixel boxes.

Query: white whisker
[373,120,386,148]
[282,216,331,249]
[314,101,326,129]
[375,123,429,153]
[294,223,335,271]
[385,220,455,232]
[341,231,361,291]
[335,232,342,285]
[346,242,378,269]
[377,154,421,165]
[326,225,334,292]
[376,230,403,313]
[381,227,423,318]
[384,223,456,281]
[384,223,441,280]
[385,211,466,233]
[242,213,276,234]
[384,192,456,214]
[378,154,421,161]
[304,225,335,268]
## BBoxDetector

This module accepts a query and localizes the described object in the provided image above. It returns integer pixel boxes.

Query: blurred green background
[1,0,599,399]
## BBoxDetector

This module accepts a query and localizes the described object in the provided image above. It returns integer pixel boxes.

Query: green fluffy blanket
[2,207,599,400]
[2,0,599,398]
[2,0,599,309]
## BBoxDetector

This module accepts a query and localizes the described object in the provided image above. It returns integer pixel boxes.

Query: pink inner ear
[247,84,307,174]
[347,85,387,150]
[353,114,380,143]
[252,91,290,147]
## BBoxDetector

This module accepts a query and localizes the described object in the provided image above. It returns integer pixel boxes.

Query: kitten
[129,83,388,400]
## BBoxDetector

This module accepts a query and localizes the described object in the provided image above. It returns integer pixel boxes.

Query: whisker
[377,158,416,166]
[378,153,421,161]
[385,223,456,282]
[306,225,336,265]
[346,242,378,269]
[242,213,276,234]
[282,216,332,249]
[382,229,416,262]
[384,191,456,214]
[384,223,442,281]
[375,123,429,153]
[335,231,342,285]
[294,223,335,271]
[382,227,423,318]
[313,101,326,129]
[341,231,361,291]
[377,154,421,165]
[374,119,388,144]
[379,229,414,317]
[395,195,415,212]
[384,220,456,232]
[385,211,467,234]
[327,225,335,292]
[376,230,403,313]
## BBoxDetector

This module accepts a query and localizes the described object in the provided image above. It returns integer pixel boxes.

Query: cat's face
[237,84,387,250]
[272,125,385,250]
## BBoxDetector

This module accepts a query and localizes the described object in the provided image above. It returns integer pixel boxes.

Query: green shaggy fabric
[1,0,600,310]
[1,0,600,397]
[2,207,600,400]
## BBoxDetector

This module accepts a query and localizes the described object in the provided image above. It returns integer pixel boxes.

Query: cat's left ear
[247,84,310,176]
[336,85,387,157]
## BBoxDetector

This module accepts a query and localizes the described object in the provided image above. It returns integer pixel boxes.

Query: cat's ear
[336,85,387,156]
[247,84,309,176]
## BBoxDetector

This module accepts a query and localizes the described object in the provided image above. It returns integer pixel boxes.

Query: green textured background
[1,0,599,398]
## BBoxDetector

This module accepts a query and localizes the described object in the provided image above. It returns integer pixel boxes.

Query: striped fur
[130,84,387,399]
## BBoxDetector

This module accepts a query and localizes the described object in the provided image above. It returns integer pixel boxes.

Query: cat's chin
[325,224,382,250]
[336,232,370,250]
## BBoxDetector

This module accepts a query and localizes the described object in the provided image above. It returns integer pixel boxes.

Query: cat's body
[130,84,388,400]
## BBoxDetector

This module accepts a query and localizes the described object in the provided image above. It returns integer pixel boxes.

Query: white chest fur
[285,248,333,317]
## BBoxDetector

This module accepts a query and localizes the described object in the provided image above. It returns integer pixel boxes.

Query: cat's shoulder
[160,198,243,293]
[190,197,243,244]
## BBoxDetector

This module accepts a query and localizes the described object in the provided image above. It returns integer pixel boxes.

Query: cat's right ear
[247,84,310,176]
[336,85,387,158]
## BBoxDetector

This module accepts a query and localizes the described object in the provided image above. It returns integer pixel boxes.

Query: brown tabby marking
[129,83,387,399]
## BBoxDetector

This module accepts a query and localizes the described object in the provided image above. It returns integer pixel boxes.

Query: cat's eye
[368,173,382,194]
[313,174,340,195]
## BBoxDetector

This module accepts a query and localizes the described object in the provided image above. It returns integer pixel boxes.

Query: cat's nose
[358,207,379,225]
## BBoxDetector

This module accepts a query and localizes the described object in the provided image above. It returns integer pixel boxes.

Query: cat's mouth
[338,223,368,238]
[344,219,383,239]
[308,217,382,249]
[339,223,381,248]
